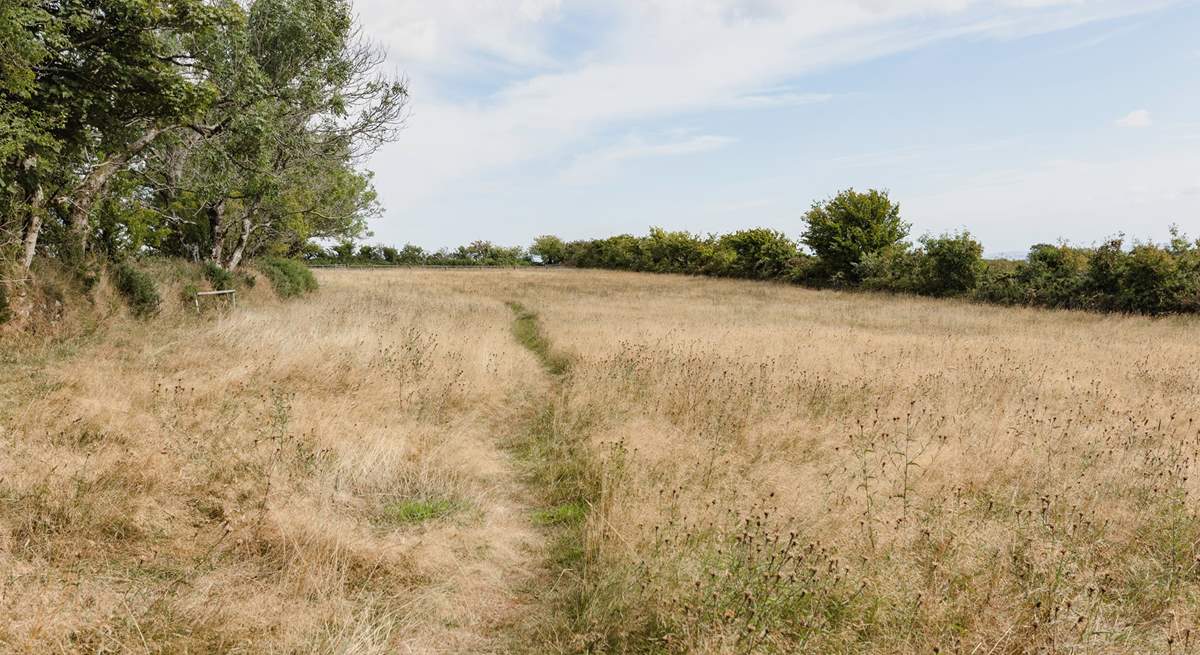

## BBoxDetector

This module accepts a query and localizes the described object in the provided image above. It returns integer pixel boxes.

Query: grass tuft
[378,497,461,525]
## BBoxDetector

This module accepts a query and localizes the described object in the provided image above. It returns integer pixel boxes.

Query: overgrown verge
[256,257,319,298]
[0,257,276,337]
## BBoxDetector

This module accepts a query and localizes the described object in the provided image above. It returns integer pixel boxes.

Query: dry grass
[0,269,547,653]
[4,267,1200,654]
[487,268,1200,653]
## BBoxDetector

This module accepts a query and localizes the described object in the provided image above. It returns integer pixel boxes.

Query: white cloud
[726,90,834,109]
[1115,109,1153,128]
[561,133,736,183]
[355,0,1179,240]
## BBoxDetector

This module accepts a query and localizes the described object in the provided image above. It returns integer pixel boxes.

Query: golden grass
[488,268,1200,653]
[3,266,1200,653]
[0,269,547,653]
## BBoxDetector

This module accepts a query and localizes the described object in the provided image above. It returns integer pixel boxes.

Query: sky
[353,0,1200,255]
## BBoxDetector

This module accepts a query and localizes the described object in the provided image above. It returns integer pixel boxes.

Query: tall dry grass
[4,266,1199,654]
[485,268,1200,654]
[0,269,547,653]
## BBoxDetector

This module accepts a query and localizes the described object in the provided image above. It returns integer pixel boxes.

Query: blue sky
[356,0,1200,255]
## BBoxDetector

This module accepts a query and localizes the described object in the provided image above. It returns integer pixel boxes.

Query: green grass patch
[507,302,570,375]
[533,500,587,527]
[378,497,461,525]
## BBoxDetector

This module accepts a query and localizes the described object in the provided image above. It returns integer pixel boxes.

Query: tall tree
[1,0,236,270]
[140,0,406,269]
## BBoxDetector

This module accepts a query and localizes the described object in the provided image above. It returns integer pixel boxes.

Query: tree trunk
[225,212,254,271]
[20,185,45,271]
[68,126,166,249]
[208,199,227,265]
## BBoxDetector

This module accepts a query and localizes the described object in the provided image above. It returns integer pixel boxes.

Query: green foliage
[802,189,910,282]
[857,245,921,293]
[203,262,235,290]
[180,282,200,304]
[917,231,985,296]
[4,0,404,278]
[531,235,567,265]
[111,262,161,318]
[716,228,798,279]
[546,218,1200,316]
[256,257,317,298]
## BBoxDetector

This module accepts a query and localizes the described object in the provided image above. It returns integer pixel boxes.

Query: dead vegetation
[0,269,546,653]
[3,267,1199,653]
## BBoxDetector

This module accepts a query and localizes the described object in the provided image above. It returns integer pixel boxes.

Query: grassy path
[500,302,602,653]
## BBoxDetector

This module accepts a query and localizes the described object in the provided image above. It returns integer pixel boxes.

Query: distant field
[2,268,1199,653]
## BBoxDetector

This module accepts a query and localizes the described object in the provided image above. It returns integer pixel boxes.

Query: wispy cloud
[725,90,834,110]
[561,133,736,184]
[362,0,1175,206]
[1115,109,1153,128]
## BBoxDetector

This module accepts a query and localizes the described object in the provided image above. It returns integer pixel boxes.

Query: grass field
[3,268,1199,653]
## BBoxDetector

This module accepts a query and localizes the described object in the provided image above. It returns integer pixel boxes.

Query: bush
[802,189,910,282]
[917,231,984,296]
[203,262,235,290]
[256,257,318,298]
[1119,245,1182,315]
[1085,239,1126,309]
[974,259,1025,305]
[717,228,798,279]
[112,262,161,318]
[857,245,920,293]
[1017,244,1089,309]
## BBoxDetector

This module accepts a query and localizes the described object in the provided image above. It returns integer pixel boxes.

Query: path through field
[4,267,1200,654]
[0,270,563,653]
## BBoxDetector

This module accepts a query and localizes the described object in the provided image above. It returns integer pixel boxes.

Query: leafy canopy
[801,188,910,282]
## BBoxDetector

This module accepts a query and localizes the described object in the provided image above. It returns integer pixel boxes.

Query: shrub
[642,228,711,274]
[1017,244,1089,309]
[256,257,318,298]
[112,262,161,318]
[974,259,1025,305]
[857,245,920,293]
[1085,238,1126,309]
[1119,245,1181,315]
[180,282,199,304]
[917,231,984,296]
[717,228,798,279]
[203,262,235,291]
[802,188,910,282]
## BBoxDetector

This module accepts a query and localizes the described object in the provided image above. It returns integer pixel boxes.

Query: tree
[801,189,909,282]
[530,235,566,265]
[2,0,235,270]
[136,0,406,270]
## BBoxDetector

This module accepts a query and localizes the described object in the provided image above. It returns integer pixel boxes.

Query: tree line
[321,189,1199,316]
[1,0,405,280]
